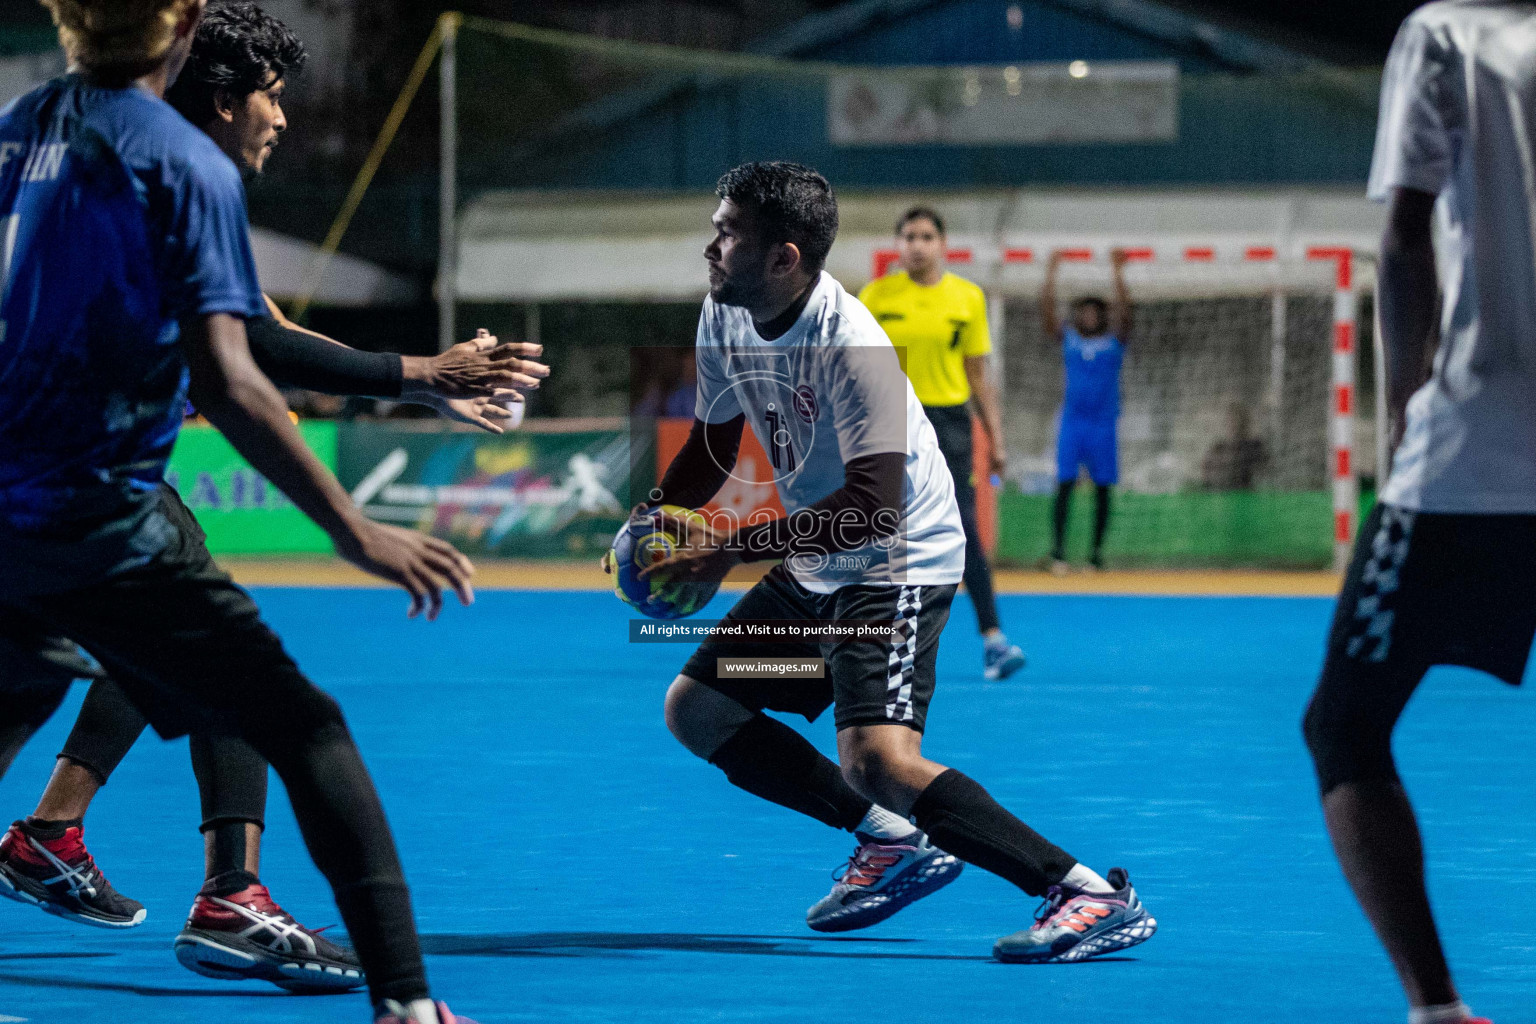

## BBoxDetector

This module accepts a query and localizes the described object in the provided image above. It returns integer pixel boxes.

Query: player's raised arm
[1108,247,1133,343]
[1378,187,1439,452]
[182,312,474,619]
[1041,249,1064,339]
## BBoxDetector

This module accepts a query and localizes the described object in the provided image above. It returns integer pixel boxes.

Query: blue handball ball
[610,504,721,619]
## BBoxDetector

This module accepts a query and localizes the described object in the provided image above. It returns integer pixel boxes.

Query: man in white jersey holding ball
[614,161,1155,961]
[1304,5,1536,1024]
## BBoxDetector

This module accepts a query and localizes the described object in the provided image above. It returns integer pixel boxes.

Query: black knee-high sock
[910,769,1076,896]
[708,714,872,832]
[1052,482,1074,560]
[1093,485,1112,556]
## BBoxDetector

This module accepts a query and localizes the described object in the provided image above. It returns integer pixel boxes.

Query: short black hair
[167,1,306,127]
[896,206,944,236]
[1073,297,1109,316]
[715,161,838,275]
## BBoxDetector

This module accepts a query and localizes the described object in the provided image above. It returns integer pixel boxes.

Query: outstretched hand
[401,329,549,402]
[334,518,475,620]
[424,390,525,434]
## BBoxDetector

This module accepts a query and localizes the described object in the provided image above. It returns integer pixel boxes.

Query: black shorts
[1306,503,1536,788]
[1,485,312,740]
[681,564,956,732]
[0,486,209,693]
[1323,502,1536,687]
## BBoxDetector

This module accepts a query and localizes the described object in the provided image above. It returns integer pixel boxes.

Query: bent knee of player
[1302,689,1395,795]
[838,730,920,803]
[664,675,742,759]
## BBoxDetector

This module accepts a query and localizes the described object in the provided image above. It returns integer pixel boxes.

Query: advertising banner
[165,422,336,554]
[338,422,630,559]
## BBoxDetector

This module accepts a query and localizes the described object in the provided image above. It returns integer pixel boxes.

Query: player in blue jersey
[0,2,474,1021]
[1043,248,1131,573]
[0,3,542,995]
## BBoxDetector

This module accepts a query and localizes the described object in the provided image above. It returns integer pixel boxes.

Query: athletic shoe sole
[993,910,1158,964]
[808,849,964,933]
[0,860,145,928]
[174,929,365,992]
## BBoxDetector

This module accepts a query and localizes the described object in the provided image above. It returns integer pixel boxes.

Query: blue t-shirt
[0,75,264,533]
[1061,326,1123,422]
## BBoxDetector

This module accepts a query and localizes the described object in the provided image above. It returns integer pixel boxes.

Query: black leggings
[924,404,1001,634]
[1052,481,1112,560]
[2,502,429,1007]
[59,677,269,835]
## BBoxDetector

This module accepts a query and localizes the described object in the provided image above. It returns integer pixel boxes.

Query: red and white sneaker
[375,1000,479,1024]
[0,819,145,928]
[173,870,363,992]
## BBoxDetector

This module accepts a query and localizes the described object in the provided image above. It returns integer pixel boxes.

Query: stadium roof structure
[751,0,1335,73]
[457,186,1385,303]
[477,0,1382,193]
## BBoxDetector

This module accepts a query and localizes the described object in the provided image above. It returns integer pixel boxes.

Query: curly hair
[715,161,839,275]
[39,0,201,75]
[166,1,306,126]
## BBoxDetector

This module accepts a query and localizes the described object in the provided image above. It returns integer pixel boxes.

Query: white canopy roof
[458,187,1386,302]
[251,227,420,307]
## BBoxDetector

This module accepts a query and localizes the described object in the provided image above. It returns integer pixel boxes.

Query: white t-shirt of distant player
[1369,1,1536,513]
[694,271,965,593]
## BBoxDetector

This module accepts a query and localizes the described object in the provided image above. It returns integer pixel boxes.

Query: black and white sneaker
[0,819,146,928]
[173,870,364,992]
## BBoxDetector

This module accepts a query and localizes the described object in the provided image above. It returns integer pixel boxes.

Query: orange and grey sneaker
[993,867,1156,963]
[173,869,363,992]
[0,818,146,928]
[806,831,963,932]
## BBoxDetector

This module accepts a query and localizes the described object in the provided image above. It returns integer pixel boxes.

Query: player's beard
[708,253,771,308]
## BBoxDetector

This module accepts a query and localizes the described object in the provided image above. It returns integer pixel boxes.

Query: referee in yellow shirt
[860,207,1026,681]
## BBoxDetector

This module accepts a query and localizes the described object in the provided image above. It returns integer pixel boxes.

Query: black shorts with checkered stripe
[1306,501,1536,791]
[680,564,956,732]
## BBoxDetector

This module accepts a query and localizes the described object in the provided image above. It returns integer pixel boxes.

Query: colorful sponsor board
[337,423,630,559]
[165,422,336,554]
[653,415,995,552]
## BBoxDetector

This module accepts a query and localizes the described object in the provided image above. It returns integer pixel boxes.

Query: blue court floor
[2,587,1534,1023]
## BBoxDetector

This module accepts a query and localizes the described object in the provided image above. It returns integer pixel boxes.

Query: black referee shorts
[1304,502,1536,792]
[681,564,956,732]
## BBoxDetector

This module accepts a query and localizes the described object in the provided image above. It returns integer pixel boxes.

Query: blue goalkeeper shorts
[1057,416,1119,486]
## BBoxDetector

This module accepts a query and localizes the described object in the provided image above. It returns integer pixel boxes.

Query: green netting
[997,488,1377,570]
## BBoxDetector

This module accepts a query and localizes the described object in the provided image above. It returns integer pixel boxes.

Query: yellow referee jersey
[858,271,991,408]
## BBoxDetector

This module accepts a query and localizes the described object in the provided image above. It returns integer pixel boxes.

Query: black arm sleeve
[654,415,744,509]
[245,316,404,399]
[735,451,905,562]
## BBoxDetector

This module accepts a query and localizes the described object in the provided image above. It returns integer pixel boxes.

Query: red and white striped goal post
[870,244,1362,570]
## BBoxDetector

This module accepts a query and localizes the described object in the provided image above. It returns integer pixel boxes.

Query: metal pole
[525,302,541,349]
[1327,252,1358,572]
[437,13,459,353]
[1268,287,1286,459]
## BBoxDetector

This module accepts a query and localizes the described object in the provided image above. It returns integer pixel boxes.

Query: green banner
[337,423,630,558]
[165,422,336,555]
